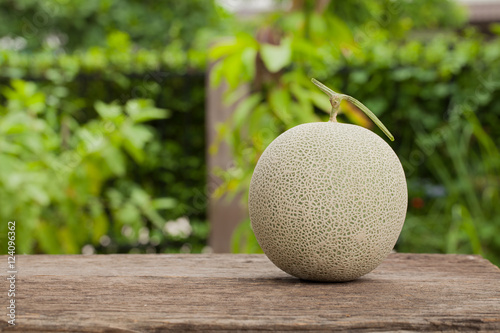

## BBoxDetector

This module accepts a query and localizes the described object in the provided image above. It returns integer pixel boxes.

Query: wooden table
[1,253,499,332]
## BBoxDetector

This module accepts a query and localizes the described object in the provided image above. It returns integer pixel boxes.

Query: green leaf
[115,202,141,225]
[121,124,153,162]
[102,146,126,177]
[90,212,108,244]
[131,187,151,208]
[209,60,225,88]
[131,188,166,229]
[106,30,131,52]
[95,101,122,119]
[308,90,331,113]
[231,219,262,253]
[260,37,292,73]
[131,108,170,123]
[241,48,257,80]
[268,87,292,124]
[0,113,31,134]
[249,104,276,150]
[152,197,177,210]
[58,227,79,254]
[126,99,170,123]
[233,93,261,129]
[289,81,317,120]
[209,38,240,60]
[209,32,258,60]
[25,184,50,206]
[327,15,354,45]
[37,222,61,254]
[222,53,244,89]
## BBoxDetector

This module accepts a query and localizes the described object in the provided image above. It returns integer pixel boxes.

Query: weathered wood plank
[1,253,499,332]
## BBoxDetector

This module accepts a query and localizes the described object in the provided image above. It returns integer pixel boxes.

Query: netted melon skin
[249,122,407,282]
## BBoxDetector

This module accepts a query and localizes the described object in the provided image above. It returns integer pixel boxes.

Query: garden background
[0,0,499,266]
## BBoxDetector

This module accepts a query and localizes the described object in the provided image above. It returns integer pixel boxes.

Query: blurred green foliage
[0,2,227,254]
[0,0,223,51]
[211,1,500,265]
[1,0,499,265]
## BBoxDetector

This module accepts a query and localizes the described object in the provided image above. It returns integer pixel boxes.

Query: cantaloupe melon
[248,79,407,282]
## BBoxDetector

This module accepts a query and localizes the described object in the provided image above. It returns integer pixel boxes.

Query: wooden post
[205,70,247,252]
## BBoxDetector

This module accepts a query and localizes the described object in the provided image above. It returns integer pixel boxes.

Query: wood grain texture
[1,253,499,332]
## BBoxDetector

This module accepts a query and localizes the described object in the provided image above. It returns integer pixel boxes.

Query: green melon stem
[311,78,394,141]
